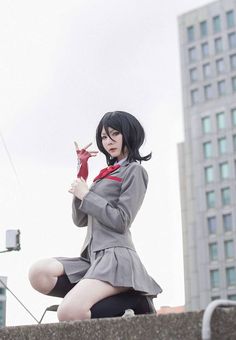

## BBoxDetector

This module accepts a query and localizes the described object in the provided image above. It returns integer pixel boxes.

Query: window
[191,89,199,105]
[226,10,235,29]
[223,213,232,231]
[228,294,236,300]
[0,301,4,327]
[209,243,218,261]
[190,68,197,82]
[203,141,212,158]
[221,187,231,206]
[204,84,213,100]
[233,135,236,151]
[200,21,208,37]
[211,295,221,301]
[231,108,236,126]
[226,267,236,286]
[205,166,214,183]
[218,137,227,154]
[202,116,211,133]
[210,269,220,288]
[216,112,226,129]
[187,26,195,42]
[0,288,5,296]
[208,216,217,234]
[206,191,216,208]
[202,42,209,58]
[217,80,226,96]
[213,16,221,33]
[228,32,236,49]
[220,162,229,179]
[232,76,236,91]
[225,240,234,259]
[216,58,225,74]
[189,47,197,63]
[230,54,236,70]
[203,63,211,78]
[215,37,223,54]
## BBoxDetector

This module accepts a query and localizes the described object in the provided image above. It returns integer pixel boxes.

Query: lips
[109,148,117,152]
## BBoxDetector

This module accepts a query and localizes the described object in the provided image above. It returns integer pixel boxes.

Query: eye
[112,131,119,136]
[101,135,107,140]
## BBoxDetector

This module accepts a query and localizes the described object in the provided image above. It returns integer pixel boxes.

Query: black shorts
[48,274,156,318]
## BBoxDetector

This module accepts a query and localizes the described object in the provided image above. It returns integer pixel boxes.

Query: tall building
[178,0,236,311]
[0,277,7,326]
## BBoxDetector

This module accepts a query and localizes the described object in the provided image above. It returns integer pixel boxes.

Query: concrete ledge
[1,308,236,340]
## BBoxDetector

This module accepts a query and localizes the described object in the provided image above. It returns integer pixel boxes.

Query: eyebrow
[101,129,115,136]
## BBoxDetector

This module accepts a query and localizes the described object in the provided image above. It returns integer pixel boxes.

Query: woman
[29,111,162,321]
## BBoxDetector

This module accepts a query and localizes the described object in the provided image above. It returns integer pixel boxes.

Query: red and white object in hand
[74,142,98,180]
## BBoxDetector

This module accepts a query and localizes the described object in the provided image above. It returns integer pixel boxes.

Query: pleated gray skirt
[56,246,162,298]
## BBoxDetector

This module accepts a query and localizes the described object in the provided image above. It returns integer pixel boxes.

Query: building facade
[178,0,236,311]
[0,277,7,326]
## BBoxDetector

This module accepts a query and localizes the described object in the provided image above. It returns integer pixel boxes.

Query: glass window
[189,47,197,63]
[217,80,226,96]
[211,295,221,301]
[202,116,211,133]
[191,89,199,105]
[204,84,213,100]
[215,37,223,54]
[231,108,236,125]
[228,294,236,300]
[0,301,4,327]
[208,216,217,234]
[232,76,236,91]
[206,191,216,208]
[203,63,211,78]
[203,141,212,158]
[228,32,236,49]
[226,10,235,28]
[233,135,236,151]
[223,213,232,231]
[216,112,226,129]
[230,54,236,70]
[216,58,225,74]
[202,42,209,58]
[221,187,231,206]
[187,26,195,42]
[205,166,214,183]
[225,240,234,259]
[0,288,5,296]
[210,269,220,288]
[209,243,218,261]
[213,16,221,33]
[200,21,208,37]
[190,68,197,82]
[220,162,229,179]
[226,267,236,286]
[218,137,227,154]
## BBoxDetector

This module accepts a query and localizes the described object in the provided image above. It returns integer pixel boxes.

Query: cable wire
[0,277,39,324]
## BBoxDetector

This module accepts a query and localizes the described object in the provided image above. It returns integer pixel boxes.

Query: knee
[57,303,91,321]
[28,258,57,293]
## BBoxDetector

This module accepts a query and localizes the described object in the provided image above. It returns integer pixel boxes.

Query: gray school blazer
[72,160,148,255]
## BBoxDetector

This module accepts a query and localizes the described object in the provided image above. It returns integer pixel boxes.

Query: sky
[0,0,213,326]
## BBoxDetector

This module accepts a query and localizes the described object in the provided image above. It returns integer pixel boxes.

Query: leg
[57,279,129,321]
[28,258,64,295]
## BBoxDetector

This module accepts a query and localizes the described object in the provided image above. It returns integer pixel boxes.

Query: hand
[74,141,98,180]
[74,141,98,162]
[69,177,89,200]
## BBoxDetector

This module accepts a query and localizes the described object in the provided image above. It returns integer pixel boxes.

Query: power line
[0,129,20,186]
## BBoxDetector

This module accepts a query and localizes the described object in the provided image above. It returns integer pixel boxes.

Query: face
[101,127,128,161]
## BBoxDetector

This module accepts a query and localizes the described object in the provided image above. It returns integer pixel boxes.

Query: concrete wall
[1,308,236,340]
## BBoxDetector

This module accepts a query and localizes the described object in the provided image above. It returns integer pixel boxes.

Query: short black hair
[96,111,152,165]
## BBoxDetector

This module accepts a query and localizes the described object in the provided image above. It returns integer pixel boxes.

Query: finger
[74,141,80,151]
[83,142,92,150]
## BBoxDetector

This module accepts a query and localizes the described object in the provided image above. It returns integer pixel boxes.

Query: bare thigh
[57,279,129,320]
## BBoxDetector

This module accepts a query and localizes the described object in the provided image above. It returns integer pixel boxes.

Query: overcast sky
[0,0,212,326]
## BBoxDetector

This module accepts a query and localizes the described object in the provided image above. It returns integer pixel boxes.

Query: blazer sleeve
[72,196,88,227]
[79,164,148,234]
